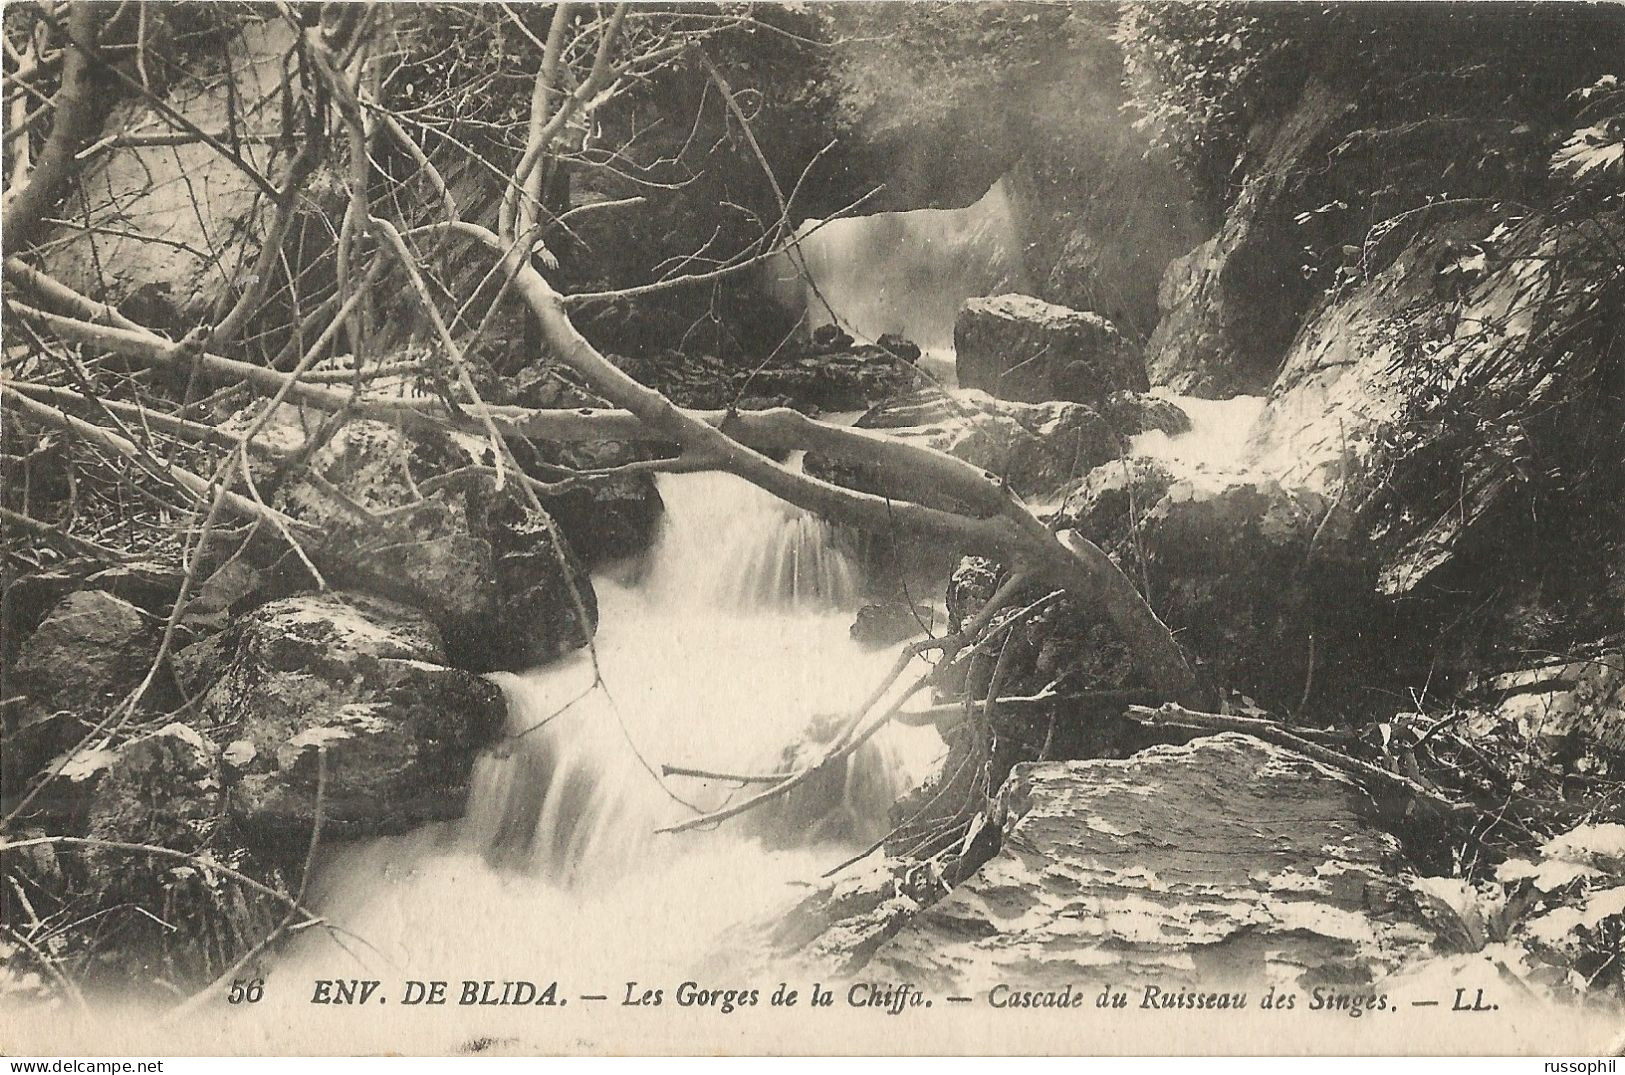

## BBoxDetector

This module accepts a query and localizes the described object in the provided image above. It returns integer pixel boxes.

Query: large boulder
[3,591,157,788]
[1142,49,1600,405]
[866,733,1439,989]
[238,403,597,672]
[1,557,186,669]
[1140,467,1346,575]
[850,600,933,650]
[173,591,507,841]
[954,294,1146,404]
[1052,456,1180,552]
[76,722,284,988]
[1079,196,1622,708]
[39,19,306,334]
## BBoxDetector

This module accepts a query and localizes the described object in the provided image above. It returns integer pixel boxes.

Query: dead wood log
[11,288,1202,703]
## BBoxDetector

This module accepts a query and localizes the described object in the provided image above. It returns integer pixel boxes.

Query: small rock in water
[812,323,855,352]
[876,333,922,363]
[850,601,933,649]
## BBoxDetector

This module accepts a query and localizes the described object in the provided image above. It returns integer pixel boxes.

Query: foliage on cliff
[1118,2,1625,216]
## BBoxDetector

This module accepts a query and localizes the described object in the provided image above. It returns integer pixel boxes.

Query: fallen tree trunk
[7,285,1203,702]
[420,220,1204,703]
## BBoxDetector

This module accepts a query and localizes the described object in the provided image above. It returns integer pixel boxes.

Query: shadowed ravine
[7,4,1623,1056]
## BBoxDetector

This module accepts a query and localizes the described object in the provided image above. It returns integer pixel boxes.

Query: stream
[290,465,945,976]
[142,189,1279,1053]
[181,188,1034,1051]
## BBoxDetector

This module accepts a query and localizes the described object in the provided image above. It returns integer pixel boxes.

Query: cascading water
[1131,391,1268,472]
[640,461,860,613]
[769,179,1029,384]
[208,468,942,1051]
[169,179,1258,1056]
[465,464,911,885]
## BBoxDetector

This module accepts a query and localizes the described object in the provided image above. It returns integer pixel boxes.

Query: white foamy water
[133,469,945,1052]
[769,179,1029,385]
[640,465,860,612]
[1131,391,1267,472]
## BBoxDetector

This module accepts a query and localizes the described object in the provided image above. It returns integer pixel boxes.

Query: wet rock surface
[1247,211,1624,603]
[850,601,932,649]
[955,293,1146,405]
[523,438,665,571]
[865,733,1439,990]
[173,591,507,841]
[1141,81,1356,398]
[241,404,597,672]
[3,591,158,786]
[1048,451,1376,710]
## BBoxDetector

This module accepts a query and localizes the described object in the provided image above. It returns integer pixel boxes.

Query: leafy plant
[1115,2,1322,201]
[1415,822,1625,997]
[1552,76,1625,189]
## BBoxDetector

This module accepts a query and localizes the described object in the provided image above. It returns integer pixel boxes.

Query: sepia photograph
[0,0,1622,1058]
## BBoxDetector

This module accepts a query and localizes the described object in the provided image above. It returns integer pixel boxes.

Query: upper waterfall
[768,179,1029,381]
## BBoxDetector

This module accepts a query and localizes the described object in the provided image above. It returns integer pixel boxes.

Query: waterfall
[262,469,942,1024]
[640,463,860,612]
[769,179,1029,384]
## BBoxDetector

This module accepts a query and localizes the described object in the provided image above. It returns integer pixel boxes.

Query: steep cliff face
[1118,6,1625,697]
[1134,6,1625,400]
[1142,80,1355,396]
[1254,204,1624,668]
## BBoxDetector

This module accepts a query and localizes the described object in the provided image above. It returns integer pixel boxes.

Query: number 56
[228,977,265,1004]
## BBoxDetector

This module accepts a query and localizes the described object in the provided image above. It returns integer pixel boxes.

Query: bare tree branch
[2,2,108,256]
